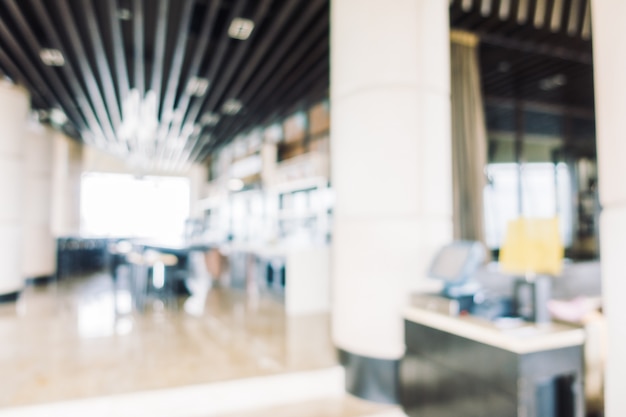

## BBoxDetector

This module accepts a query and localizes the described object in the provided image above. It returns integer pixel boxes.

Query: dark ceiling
[0,0,594,168]
[451,0,595,111]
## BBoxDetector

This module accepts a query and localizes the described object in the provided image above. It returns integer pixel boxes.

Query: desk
[401,307,585,417]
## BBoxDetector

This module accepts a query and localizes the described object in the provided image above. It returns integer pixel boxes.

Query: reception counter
[401,306,585,417]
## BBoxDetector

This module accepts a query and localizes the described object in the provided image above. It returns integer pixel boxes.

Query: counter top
[404,306,585,354]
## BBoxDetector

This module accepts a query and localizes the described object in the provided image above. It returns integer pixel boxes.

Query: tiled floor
[0,270,337,408]
[218,396,399,417]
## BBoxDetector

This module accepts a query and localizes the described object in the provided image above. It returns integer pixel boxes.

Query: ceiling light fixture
[200,112,220,126]
[539,74,567,91]
[40,49,65,66]
[118,8,132,20]
[222,99,243,115]
[228,18,255,40]
[49,108,68,125]
[186,77,210,97]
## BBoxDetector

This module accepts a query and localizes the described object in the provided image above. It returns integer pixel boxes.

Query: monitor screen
[428,241,485,285]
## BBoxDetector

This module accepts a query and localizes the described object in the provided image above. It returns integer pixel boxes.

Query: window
[80,173,190,239]
[483,103,578,252]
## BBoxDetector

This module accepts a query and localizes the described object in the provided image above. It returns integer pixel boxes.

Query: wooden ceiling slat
[580,0,591,40]
[499,0,513,19]
[56,0,118,144]
[152,0,222,169]
[132,0,145,96]
[3,0,88,132]
[0,20,62,108]
[171,0,274,170]
[210,17,328,151]
[155,0,195,142]
[172,0,303,166]
[550,0,564,32]
[517,0,531,24]
[0,47,51,109]
[107,0,130,112]
[29,0,109,145]
[169,0,248,153]
[84,0,122,132]
[152,0,221,167]
[566,0,582,36]
[209,0,302,114]
[149,0,170,109]
[227,1,326,118]
[201,54,328,160]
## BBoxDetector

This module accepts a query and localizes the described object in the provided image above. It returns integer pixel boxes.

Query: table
[401,307,585,417]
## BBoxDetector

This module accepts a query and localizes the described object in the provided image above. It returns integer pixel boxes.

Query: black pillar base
[0,290,20,304]
[338,348,400,404]
[25,275,56,287]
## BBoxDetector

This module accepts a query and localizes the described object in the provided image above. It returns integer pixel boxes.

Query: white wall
[331,0,452,359]
[22,123,56,278]
[0,81,29,294]
[591,1,626,415]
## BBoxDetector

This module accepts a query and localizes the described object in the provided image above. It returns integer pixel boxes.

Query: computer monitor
[428,241,485,287]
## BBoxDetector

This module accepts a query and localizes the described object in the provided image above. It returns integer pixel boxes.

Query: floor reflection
[0,271,336,408]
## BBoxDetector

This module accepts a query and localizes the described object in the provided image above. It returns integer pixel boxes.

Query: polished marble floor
[0,270,337,408]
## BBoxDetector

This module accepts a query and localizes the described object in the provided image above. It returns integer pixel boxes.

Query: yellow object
[500,217,564,276]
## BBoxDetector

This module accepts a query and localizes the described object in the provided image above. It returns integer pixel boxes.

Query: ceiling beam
[154,0,223,166]
[0,46,50,109]
[149,0,170,108]
[155,0,196,137]
[165,0,249,169]
[171,0,274,170]
[84,0,122,132]
[132,0,145,96]
[107,0,130,113]
[169,0,300,168]
[210,16,328,149]
[195,1,328,159]
[56,0,118,145]
[2,0,88,132]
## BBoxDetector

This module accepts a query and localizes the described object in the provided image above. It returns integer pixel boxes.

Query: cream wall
[591,1,626,416]
[331,0,452,359]
[51,131,83,236]
[22,123,56,278]
[0,81,29,295]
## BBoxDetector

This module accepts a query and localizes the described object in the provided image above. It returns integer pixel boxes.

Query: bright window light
[80,173,190,240]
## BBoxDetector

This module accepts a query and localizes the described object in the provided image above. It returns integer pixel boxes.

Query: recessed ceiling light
[49,108,68,125]
[539,74,567,91]
[186,77,210,97]
[200,112,220,126]
[118,8,132,20]
[228,18,255,40]
[222,99,243,115]
[40,49,65,66]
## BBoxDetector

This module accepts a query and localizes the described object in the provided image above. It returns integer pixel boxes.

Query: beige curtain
[450,30,487,242]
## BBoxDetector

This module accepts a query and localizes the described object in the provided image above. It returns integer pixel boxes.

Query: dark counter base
[0,290,20,303]
[338,348,400,404]
[25,275,55,286]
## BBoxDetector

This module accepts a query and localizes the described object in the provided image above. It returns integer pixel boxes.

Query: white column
[0,81,29,296]
[591,2,626,416]
[51,132,83,237]
[331,0,452,360]
[22,124,56,279]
